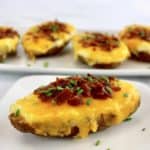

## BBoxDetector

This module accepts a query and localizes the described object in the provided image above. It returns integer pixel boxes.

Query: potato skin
[9,98,140,138]
[131,52,150,62]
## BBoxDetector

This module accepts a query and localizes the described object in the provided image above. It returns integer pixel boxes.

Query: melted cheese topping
[121,38,150,55]
[10,80,140,138]
[72,34,130,66]
[22,23,76,59]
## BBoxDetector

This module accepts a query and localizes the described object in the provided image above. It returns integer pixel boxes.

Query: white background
[0,0,150,29]
[0,0,149,98]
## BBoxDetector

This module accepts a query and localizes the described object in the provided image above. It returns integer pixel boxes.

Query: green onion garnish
[70,80,77,86]
[140,31,145,37]
[86,98,92,106]
[27,63,31,67]
[123,93,128,98]
[43,61,49,68]
[100,76,110,85]
[50,24,59,32]
[76,87,84,95]
[15,109,20,117]
[39,87,55,96]
[56,86,64,91]
[105,86,113,95]
[95,140,101,146]
[124,117,132,122]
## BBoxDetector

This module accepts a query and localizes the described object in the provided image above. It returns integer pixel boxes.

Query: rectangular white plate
[0,19,150,76]
[0,75,149,150]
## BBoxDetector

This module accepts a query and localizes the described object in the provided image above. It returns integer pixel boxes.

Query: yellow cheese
[0,36,19,54]
[72,33,130,66]
[122,38,150,54]
[10,80,140,138]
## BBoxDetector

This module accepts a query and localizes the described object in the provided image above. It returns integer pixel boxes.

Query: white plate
[0,75,150,150]
[0,19,150,76]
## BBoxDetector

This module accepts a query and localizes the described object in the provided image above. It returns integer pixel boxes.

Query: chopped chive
[123,93,128,98]
[70,80,77,86]
[27,63,31,67]
[95,140,101,146]
[76,87,84,95]
[124,117,132,122]
[142,128,146,131]
[15,109,20,117]
[39,87,55,96]
[46,92,52,96]
[56,86,64,91]
[100,76,109,84]
[140,31,145,37]
[105,86,113,95]
[50,24,59,32]
[43,61,49,68]
[68,80,77,88]
[87,76,94,82]
[86,98,92,106]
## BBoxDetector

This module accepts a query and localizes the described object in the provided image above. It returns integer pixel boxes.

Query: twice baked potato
[120,24,150,62]
[0,26,19,61]
[72,32,130,68]
[22,21,76,59]
[9,74,140,138]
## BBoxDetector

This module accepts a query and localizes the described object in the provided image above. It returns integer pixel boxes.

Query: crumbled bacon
[80,33,120,51]
[55,89,73,105]
[37,21,68,39]
[68,96,82,106]
[30,21,69,41]
[0,28,19,39]
[91,82,111,99]
[34,74,121,106]
[122,26,150,41]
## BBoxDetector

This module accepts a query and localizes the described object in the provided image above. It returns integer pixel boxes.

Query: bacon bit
[80,32,120,51]
[79,82,91,97]
[34,74,121,106]
[30,21,69,42]
[55,89,73,105]
[0,28,19,38]
[68,96,82,106]
[36,21,68,39]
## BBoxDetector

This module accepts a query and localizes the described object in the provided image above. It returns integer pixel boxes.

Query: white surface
[0,75,149,150]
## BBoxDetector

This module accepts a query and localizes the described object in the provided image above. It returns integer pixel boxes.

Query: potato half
[120,24,150,62]
[72,32,130,68]
[9,75,140,138]
[0,26,19,61]
[22,21,76,60]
